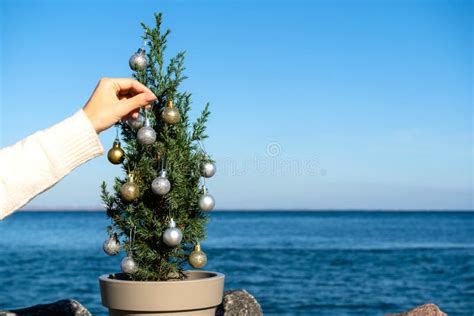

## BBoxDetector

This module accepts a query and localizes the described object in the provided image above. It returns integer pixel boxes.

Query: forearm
[0,110,104,219]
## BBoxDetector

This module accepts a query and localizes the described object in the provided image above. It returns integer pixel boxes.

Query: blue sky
[0,0,472,210]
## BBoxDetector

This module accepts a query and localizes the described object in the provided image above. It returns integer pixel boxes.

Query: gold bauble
[188,244,207,269]
[162,100,181,124]
[107,140,125,164]
[120,177,139,202]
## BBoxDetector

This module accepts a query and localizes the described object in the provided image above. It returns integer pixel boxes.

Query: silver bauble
[163,219,183,247]
[127,112,145,130]
[199,193,215,211]
[151,170,171,195]
[121,256,138,274]
[201,161,216,178]
[129,48,148,71]
[137,119,156,145]
[103,235,121,256]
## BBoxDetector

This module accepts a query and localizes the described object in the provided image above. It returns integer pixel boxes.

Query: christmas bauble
[103,235,121,256]
[120,179,139,202]
[137,118,156,145]
[188,244,207,268]
[151,170,171,195]
[129,48,148,71]
[107,139,125,165]
[201,161,216,178]
[121,256,138,274]
[163,219,183,247]
[127,112,145,130]
[199,193,215,211]
[162,100,180,124]
[137,126,156,145]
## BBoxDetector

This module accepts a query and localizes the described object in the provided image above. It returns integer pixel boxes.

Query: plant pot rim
[99,270,225,312]
[99,270,224,284]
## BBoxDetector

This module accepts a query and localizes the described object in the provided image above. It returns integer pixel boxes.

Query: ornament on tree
[137,117,156,145]
[163,218,183,247]
[162,100,181,124]
[120,175,139,202]
[103,234,121,256]
[129,48,148,71]
[127,111,145,130]
[201,161,216,178]
[121,255,138,274]
[151,170,171,195]
[188,243,207,269]
[199,188,215,211]
[121,229,138,274]
[107,139,125,165]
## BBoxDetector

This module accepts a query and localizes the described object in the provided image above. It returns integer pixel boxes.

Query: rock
[0,291,262,316]
[387,303,447,316]
[0,299,91,316]
[216,289,263,316]
[0,297,446,316]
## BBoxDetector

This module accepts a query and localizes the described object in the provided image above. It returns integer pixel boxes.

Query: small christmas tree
[101,13,216,281]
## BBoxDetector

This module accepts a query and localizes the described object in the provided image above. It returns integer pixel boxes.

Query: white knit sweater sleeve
[0,109,104,220]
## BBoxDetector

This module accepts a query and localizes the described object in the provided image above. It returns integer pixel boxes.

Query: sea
[0,211,473,315]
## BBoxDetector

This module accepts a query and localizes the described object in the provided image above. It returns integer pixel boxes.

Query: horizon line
[17,208,474,212]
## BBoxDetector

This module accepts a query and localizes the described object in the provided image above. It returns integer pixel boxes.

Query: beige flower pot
[99,271,225,316]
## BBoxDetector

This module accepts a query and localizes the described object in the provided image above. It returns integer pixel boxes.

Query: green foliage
[101,13,212,281]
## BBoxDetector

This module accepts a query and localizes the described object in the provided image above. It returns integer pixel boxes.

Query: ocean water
[0,211,473,315]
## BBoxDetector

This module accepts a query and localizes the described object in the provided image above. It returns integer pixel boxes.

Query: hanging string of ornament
[129,39,149,72]
[107,125,125,164]
[197,140,216,212]
[121,227,138,274]
[152,156,171,195]
[136,109,157,145]
[198,140,216,178]
[120,171,139,202]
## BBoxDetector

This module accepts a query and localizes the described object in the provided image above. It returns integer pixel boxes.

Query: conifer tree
[101,13,214,281]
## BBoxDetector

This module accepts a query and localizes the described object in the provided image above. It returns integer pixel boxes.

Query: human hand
[83,78,157,133]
